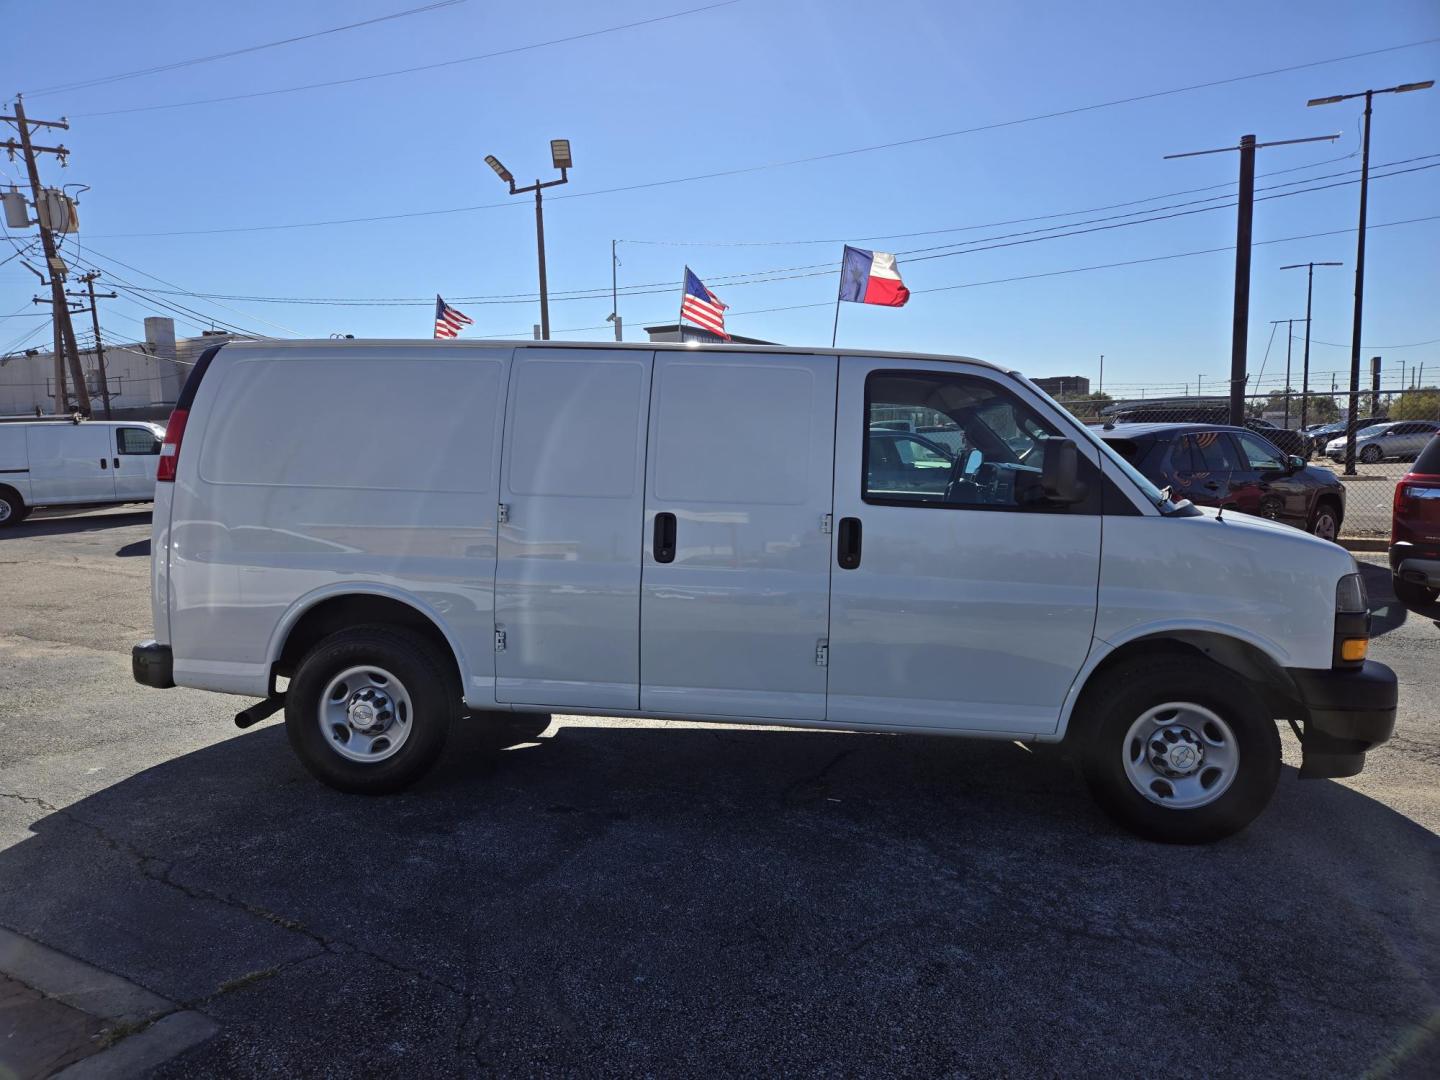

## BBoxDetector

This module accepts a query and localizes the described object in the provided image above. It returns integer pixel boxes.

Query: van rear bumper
[132,640,175,689]
[1287,660,1397,779]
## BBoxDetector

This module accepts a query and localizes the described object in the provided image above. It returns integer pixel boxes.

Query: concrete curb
[1339,537,1388,553]
[0,926,216,1077]
[54,1012,219,1080]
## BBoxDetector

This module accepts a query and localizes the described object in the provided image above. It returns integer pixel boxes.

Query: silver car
[1326,420,1440,464]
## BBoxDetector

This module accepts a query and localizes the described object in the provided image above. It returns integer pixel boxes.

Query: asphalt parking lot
[2,506,1438,1077]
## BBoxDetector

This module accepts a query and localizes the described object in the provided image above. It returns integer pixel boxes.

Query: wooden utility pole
[68,273,118,419]
[1165,130,1338,426]
[2,96,90,415]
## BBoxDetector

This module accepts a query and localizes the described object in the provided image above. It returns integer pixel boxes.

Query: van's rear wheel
[0,487,29,527]
[285,626,457,794]
[1077,656,1280,843]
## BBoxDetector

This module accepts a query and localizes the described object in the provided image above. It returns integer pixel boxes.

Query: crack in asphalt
[0,789,474,1018]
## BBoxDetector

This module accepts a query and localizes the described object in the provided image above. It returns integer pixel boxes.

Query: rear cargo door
[494,348,653,710]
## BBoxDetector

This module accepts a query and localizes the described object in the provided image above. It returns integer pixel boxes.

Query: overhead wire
[69,1,741,117]
[24,2,466,97]
[76,36,1440,238]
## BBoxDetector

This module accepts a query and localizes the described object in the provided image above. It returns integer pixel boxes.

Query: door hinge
[497,503,510,524]
[815,640,828,667]
[820,513,833,534]
[494,629,506,652]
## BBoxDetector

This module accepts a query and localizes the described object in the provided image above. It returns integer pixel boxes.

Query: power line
[70,1,741,117]
[24,2,466,98]
[1292,335,1440,349]
[480,213,1440,338]
[78,35,1440,238]
[75,161,1439,310]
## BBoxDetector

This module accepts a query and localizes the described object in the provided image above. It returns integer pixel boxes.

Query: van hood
[1191,504,1354,565]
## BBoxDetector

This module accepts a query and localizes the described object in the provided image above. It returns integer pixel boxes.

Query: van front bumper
[132,640,175,689]
[1287,660,1397,779]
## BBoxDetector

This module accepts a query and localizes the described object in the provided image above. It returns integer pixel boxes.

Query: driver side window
[863,370,1066,510]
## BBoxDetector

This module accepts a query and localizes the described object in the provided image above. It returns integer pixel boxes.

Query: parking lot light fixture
[484,141,572,339]
[1307,80,1432,474]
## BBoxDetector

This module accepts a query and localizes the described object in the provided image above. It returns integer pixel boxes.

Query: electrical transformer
[36,189,79,233]
[1,188,29,229]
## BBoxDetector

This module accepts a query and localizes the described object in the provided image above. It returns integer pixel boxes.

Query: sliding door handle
[837,516,862,569]
[653,512,677,563]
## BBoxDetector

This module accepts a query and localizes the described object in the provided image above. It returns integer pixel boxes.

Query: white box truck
[0,418,166,525]
[132,340,1397,842]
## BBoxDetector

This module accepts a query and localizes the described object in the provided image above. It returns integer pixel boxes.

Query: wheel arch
[267,586,468,701]
[1058,629,1301,741]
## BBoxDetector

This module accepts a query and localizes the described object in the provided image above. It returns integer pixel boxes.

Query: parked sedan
[1101,422,1345,539]
[1303,415,1388,456]
[1326,420,1440,464]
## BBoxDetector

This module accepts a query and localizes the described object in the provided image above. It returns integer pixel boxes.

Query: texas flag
[839,245,911,307]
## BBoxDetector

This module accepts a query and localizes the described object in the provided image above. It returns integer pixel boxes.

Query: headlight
[1336,572,1368,613]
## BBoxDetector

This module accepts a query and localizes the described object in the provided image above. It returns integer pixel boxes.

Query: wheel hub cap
[1122,702,1240,810]
[346,687,389,732]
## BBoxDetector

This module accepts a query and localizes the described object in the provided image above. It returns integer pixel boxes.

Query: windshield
[1355,424,1390,438]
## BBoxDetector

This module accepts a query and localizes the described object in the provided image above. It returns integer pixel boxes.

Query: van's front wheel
[1078,657,1280,843]
[285,626,457,794]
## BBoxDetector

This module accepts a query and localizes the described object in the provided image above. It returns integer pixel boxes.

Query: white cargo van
[0,418,166,525]
[132,341,1397,842]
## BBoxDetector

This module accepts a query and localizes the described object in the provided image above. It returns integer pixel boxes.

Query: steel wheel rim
[1314,511,1338,541]
[318,665,414,764]
[0,500,11,523]
[1121,702,1239,810]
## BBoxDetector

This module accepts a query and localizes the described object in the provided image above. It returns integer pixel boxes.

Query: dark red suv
[1100,423,1346,539]
[1391,433,1440,610]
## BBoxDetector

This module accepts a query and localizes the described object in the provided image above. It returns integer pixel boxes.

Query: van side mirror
[1039,438,1087,505]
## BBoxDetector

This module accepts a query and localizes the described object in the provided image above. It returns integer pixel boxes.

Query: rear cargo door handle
[113,457,120,469]
[653,512,677,563]
[837,516,862,569]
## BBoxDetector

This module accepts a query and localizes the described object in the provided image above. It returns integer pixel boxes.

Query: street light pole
[485,140,573,341]
[1308,79,1432,474]
[1166,129,1339,426]
[1280,260,1342,429]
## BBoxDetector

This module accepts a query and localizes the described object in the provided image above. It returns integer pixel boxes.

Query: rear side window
[1191,431,1238,472]
[1415,434,1440,475]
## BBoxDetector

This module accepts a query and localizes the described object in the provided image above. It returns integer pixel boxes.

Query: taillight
[156,408,188,483]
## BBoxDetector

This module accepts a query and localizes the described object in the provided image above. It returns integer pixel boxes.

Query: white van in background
[132,340,1397,843]
[0,418,166,525]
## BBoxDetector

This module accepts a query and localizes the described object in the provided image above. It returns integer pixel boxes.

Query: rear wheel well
[1068,634,1300,741]
[275,594,462,694]
[0,484,23,507]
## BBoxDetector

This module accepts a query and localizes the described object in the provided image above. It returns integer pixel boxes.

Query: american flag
[433,295,474,339]
[678,268,729,340]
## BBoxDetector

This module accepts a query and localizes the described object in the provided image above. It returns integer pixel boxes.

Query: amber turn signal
[1340,638,1369,662]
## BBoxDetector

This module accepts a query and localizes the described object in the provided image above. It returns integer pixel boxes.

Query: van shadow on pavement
[1,509,151,540]
[1,719,1436,1076]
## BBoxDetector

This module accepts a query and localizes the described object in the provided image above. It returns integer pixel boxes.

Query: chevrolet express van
[132,341,1397,843]
[0,418,165,525]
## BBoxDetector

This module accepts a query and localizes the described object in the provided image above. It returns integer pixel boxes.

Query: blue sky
[2,0,1437,396]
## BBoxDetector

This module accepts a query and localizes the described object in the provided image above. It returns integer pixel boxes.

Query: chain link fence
[1054,387,1440,537]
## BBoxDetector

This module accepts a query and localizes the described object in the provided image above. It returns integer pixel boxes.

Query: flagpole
[676,266,690,342]
[830,286,842,348]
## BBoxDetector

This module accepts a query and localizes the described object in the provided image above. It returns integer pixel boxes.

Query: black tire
[1393,577,1439,612]
[1077,656,1281,844]
[0,487,28,528]
[1308,499,1342,542]
[284,625,458,794]
[1360,444,1382,464]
